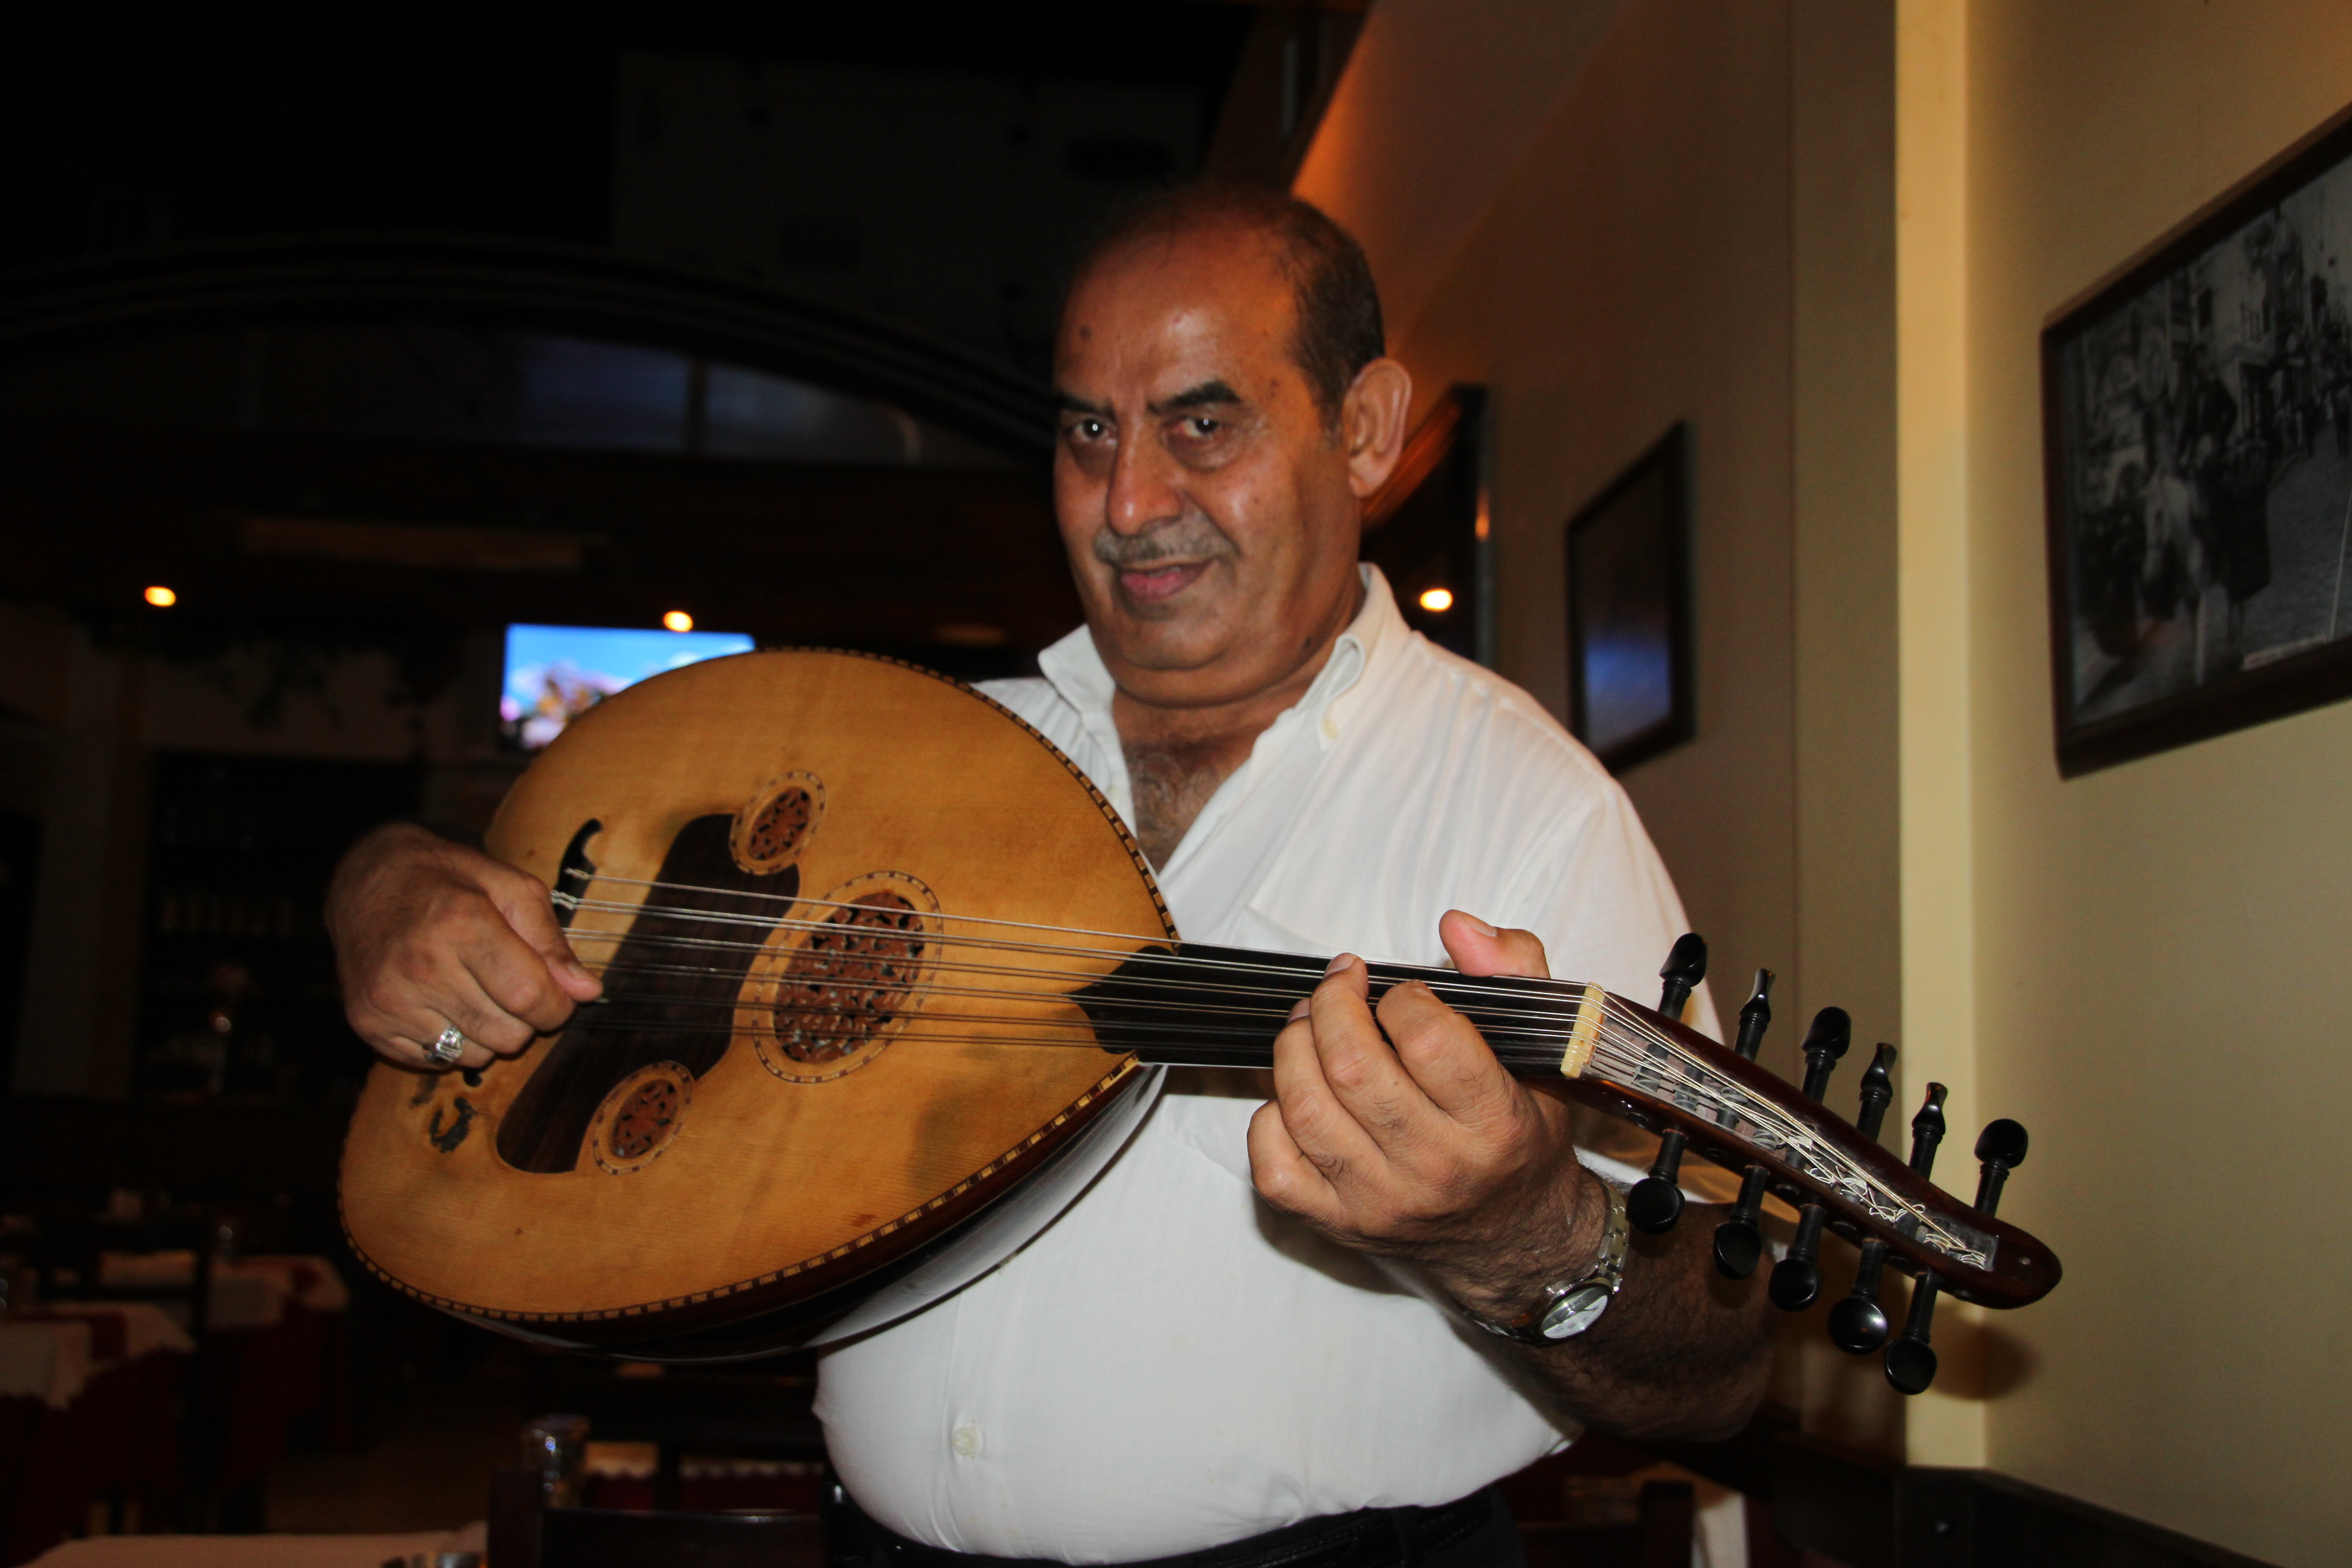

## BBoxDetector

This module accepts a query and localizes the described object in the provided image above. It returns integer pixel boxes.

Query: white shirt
[817,568,1715,1563]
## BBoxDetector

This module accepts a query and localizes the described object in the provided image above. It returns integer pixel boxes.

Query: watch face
[1538,1284,1612,1340]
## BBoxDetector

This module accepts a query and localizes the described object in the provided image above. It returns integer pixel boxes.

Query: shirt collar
[1036,563,1402,750]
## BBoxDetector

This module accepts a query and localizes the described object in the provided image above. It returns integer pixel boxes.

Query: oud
[341,651,2058,1391]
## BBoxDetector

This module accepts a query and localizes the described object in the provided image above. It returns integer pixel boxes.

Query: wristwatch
[1461,1178,1632,1345]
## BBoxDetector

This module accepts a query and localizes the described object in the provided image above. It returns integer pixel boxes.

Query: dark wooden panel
[0,1096,347,1200]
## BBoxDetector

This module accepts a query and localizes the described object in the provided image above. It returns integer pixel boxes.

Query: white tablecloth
[27,1520,485,1567]
[0,1319,95,1409]
[92,1253,349,1332]
[30,1301,195,1363]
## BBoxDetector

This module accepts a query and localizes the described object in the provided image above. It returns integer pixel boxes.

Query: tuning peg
[1973,1119,2028,1215]
[1909,1083,1949,1177]
[1796,1008,1851,1101]
[1769,1204,1828,1310]
[1713,1167,1769,1279]
[1885,1275,1940,1394]
[1657,933,1707,1021]
[1627,1130,1688,1234]
[1828,1240,1892,1352]
[1731,970,1773,1061]
[1855,1044,1896,1141]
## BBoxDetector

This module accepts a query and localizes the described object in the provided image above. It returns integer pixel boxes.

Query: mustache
[1090,517,1239,571]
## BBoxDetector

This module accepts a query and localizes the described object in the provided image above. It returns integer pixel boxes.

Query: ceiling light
[144,586,177,607]
[1418,587,1455,613]
[662,610,694,632]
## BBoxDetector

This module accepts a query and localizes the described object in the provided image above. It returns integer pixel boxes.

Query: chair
[30,1211,221,1530]
[489,1463,827,1568]
[1502,1434,1700,1568]
[520,1357,825,1512]
[32,1212,217,1338]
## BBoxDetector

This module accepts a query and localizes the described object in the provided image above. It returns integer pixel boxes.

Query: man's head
[1052,185,1412,712]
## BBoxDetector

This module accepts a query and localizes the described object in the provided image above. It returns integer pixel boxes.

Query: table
[25,1520,484,1567]
[0,1257,351,1564]
[0,1308,193,1567]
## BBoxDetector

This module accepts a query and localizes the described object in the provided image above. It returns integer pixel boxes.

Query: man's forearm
[1425,1162,1774,1443]
[1512,1198,1773,1441]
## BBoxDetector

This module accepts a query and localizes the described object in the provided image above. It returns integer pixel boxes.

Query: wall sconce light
[1418,587,1455,613]
[662,610,695,632]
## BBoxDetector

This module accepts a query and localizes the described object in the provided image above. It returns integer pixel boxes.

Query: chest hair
[1123,735,1244,870]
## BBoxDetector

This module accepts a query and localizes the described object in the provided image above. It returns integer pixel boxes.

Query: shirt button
[951,1424,982,1458]
[1321,715,1339,739]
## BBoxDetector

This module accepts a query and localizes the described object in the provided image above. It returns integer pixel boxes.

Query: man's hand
[1247,910,1772,1440]
[1246,910,1602,1320]
[326,823,602,1072]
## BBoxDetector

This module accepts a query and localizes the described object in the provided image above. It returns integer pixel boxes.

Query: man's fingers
[484,867,603,1003]
[459,902,584,1035]
[1438,910,1551,980]
[390,963,538,1058]
[1297,956,1437,1158]
[436,969,544,1056]
[1268,977,1389,1182]
[1375,980,1530,1127]
[384,1029,498,1074]
[1246,1100,1344,1225]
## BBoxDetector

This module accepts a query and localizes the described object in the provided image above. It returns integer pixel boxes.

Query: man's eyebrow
[1053,389,1110,416]
[1149,380,1244,415]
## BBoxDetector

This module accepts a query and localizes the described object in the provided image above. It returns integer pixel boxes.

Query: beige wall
[1370,0,1811,1064]
[1306,0,1911,1452]
[1307,0,2352,1558]
[1948,2,2352,1560]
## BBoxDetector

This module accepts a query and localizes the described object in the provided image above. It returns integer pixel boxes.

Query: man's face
[1051,225,1377,710]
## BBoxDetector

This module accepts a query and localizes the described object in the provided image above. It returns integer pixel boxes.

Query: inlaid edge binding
[1559,983,1607,1078]
[340,1058,1141,1326]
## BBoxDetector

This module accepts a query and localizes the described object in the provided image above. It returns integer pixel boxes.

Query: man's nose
[1104,429,1183,536]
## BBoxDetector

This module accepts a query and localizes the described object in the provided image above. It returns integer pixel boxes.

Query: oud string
[542,873,1984,1266]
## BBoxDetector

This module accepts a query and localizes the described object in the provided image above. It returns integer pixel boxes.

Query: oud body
[342,651,1170,1356]
[343,650,2057,1365]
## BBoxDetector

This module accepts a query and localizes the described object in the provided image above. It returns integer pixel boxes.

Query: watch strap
[1461,1176,1631,1345]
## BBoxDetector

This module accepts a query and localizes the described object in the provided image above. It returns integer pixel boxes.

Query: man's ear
[1340,358,1414,498]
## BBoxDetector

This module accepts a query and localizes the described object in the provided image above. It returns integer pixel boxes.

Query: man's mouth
[1117,562,1211,601]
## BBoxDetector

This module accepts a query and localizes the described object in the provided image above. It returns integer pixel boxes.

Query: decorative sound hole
[589,1063,693,1175]
[610,1079,680,1159]
[747,789,813,863]
[774,893,924,1063]
[732,772,825,874]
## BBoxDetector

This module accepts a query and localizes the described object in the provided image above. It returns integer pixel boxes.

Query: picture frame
[1565,422,1694,773]
[2043,101,2352,777]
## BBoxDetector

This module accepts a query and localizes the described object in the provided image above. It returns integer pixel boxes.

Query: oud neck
[1068,942,1611,1078]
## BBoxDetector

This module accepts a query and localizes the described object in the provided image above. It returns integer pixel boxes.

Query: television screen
[501,623,755,748]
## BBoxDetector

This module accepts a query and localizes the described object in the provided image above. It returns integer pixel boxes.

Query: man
[329,185,1771,1568]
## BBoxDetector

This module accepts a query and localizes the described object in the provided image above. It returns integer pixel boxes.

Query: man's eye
[1071,418,1109,441]
[1185,417,1221,437]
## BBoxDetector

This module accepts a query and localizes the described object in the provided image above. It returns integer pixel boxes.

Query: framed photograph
[1565,423,1694,773]
[2044,104,2352,776]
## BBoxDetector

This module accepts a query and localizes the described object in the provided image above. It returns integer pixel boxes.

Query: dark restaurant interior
[0,3,1507,1564]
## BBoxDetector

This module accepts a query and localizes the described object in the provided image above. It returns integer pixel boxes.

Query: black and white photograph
[2046,113,2352,773]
